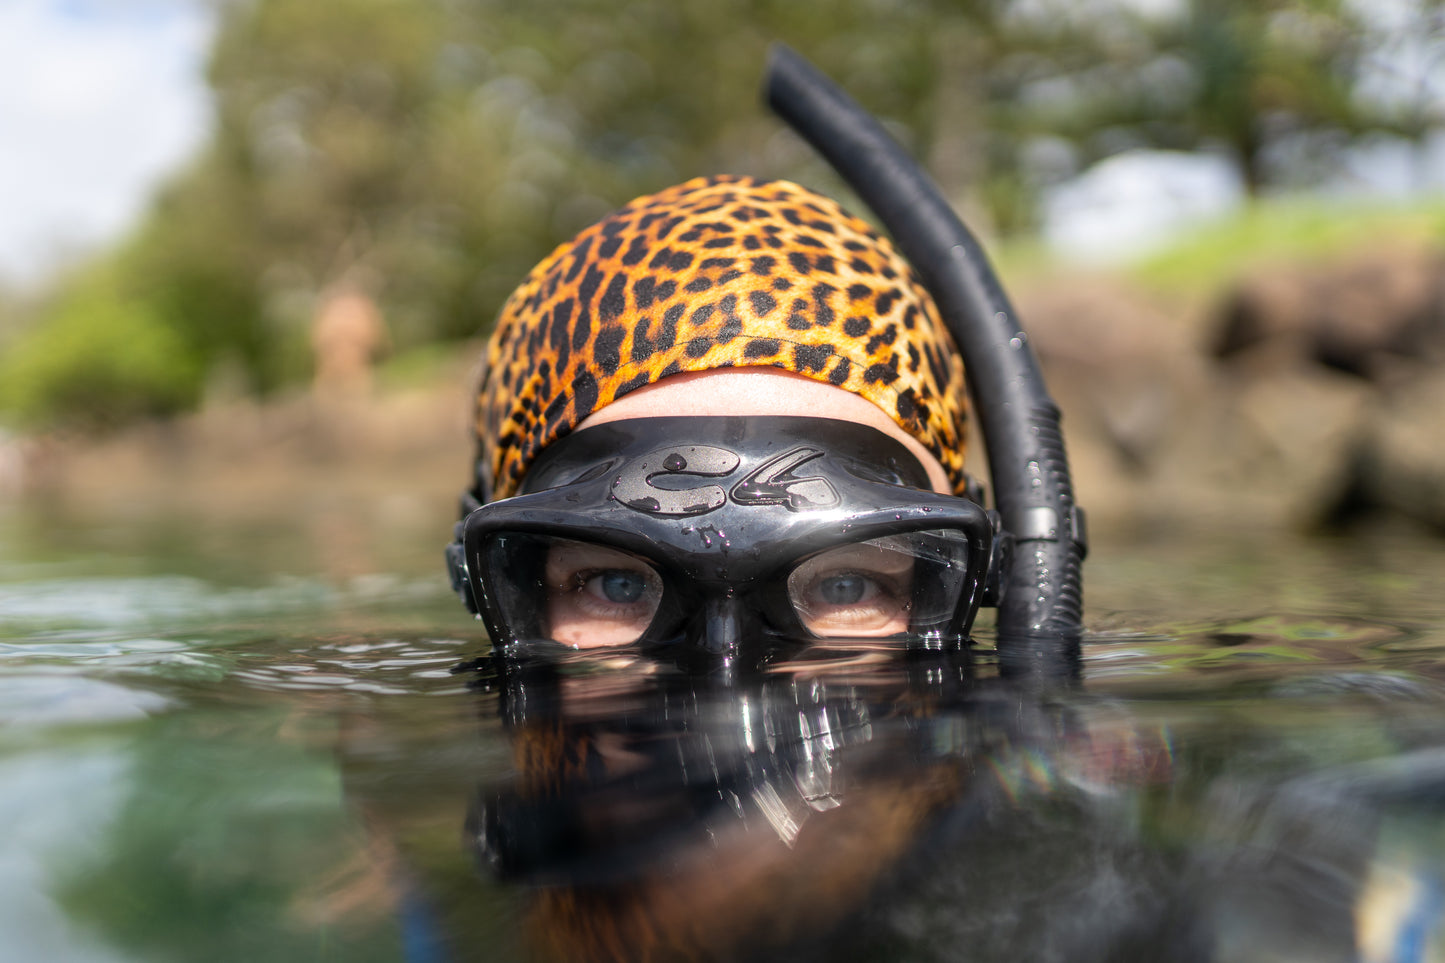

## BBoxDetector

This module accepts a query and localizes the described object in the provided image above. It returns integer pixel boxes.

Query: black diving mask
[447,416,1003,661]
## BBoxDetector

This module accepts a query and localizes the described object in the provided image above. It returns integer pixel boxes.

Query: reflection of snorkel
[765,47,1086,679]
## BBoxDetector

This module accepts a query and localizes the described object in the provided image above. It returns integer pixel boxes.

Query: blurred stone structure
[1215,246,1445,531]
[1214,247,1445,379]
[1018,242,1445,534]
[311,287,389,403]
[21,238,1444,544]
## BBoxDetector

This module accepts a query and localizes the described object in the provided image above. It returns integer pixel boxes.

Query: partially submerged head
[454,176,993,657]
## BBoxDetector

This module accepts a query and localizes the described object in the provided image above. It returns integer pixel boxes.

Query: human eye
[787,540,914,637]
[579,568,656,608]
[543,541,663,646]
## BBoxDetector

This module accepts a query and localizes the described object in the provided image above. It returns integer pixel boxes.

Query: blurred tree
[187,0,972,346]
[3,0,1440,432]
[1,0,979,426]
[992,0,1445,193]
[0,263,202,430]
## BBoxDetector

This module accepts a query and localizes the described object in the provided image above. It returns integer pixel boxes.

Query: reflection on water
[2,503,1444,961]
[384,644,1443,963]
[449,644,1147,962]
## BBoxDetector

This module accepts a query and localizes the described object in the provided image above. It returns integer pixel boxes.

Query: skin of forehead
[577,367,954,495]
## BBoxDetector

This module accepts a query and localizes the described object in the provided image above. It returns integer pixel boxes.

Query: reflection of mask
[465,645,1009,961]
[446,416,1003,670]
[465,640,1083,878]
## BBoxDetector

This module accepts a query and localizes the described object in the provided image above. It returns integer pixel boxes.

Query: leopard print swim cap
[474,175,968,500]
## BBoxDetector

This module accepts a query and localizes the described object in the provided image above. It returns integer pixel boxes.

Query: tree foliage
[991,0,1440,192]
[0,263,202,430]
[3,0,1440,431]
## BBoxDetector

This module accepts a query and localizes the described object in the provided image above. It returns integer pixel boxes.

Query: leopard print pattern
[476,175,968,500]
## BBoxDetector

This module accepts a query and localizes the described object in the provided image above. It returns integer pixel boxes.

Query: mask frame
[448,417,1003,669]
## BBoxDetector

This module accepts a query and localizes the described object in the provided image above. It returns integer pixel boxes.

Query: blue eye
[598,570,647,604]
[818,574,868,605]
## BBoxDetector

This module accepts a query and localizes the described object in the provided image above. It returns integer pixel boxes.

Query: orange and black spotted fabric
[475,175,969,500]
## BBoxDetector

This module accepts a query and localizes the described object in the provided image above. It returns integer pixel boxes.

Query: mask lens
[543,539,663,646]
[786,529,973,639]
[482,535,664,647]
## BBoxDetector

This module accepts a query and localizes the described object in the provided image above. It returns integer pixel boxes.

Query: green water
[2,495,1443,962]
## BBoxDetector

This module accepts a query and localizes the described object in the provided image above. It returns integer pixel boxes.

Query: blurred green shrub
[1132,196,1445,295]
[0,266,202,431]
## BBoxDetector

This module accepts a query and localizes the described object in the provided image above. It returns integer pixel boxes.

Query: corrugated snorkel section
[764,44,1085,681]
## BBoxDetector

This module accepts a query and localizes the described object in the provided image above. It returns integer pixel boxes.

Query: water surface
[3,498,1443,962]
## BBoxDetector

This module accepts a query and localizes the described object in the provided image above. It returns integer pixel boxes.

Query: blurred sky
[1,0,1441,286]
[0,0,213,286]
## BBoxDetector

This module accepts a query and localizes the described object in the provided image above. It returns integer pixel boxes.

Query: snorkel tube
[765,45,1085,680]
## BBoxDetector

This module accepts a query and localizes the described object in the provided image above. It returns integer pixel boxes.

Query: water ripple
[0,573,449,635]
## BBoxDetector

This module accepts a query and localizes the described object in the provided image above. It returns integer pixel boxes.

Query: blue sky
[0,0,214,285]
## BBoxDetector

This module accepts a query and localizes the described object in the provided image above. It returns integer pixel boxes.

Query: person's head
[452,176,996,659]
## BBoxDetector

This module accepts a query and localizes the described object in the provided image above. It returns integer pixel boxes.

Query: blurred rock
[1018,274,1203,471]
[1213,245,1445,379]
[1207,242,1445,533]
[0,430,63,499]
[1214,367,1375,525]
[1340,372,1445,533]
[1009,243,1445,537]
[17,248,1444,543]
[1014,274,1218,528]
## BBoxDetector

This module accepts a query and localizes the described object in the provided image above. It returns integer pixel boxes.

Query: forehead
[577,369,953,494]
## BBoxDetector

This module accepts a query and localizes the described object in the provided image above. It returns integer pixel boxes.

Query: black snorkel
[764,45,1086,681]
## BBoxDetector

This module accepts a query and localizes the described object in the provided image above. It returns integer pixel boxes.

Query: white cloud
[0,0,214,286]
